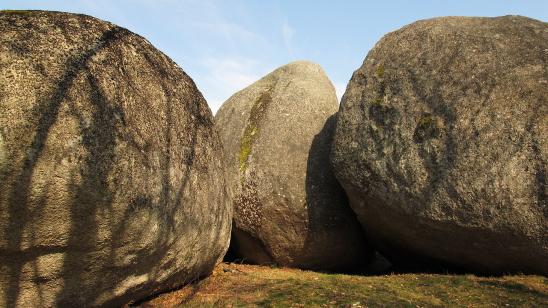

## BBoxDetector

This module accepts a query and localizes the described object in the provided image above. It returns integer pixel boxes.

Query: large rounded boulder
[216,61,371,271]
[331,16,547,274]
[0,11,231,306]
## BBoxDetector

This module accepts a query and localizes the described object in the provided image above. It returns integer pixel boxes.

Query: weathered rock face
[216,61,372,271]
[0,11,231,307]
[331,16,548,274]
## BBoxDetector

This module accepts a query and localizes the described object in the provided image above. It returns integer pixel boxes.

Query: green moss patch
[371,96,384,105]
[414,113,441,143]
[418,114,437,130]
[376,63,385,78]
[238,90,272,180]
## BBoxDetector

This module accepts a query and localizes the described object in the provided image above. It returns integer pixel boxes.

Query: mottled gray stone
[0,10,231,307]
[216,61,372,271]
[331,16,547,274]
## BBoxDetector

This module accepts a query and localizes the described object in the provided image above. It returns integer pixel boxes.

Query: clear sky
[3,1,547,113]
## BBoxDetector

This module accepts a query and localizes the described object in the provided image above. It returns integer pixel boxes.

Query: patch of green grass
[141,263,548,307]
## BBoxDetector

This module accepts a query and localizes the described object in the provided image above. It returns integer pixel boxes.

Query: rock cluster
[1,9,546,307]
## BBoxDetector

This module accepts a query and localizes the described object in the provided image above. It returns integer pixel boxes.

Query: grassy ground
[138,262,547,307]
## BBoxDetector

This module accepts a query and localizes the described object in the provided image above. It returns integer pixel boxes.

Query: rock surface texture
[331,16,548,274]
[0,11,231,307]
[216,61,371,271]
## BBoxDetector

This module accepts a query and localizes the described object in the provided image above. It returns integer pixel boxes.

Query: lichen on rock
[238,89,272,178]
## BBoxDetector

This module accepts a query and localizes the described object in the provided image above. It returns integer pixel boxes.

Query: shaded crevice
[303,115,372,272]
[228,228,273,265]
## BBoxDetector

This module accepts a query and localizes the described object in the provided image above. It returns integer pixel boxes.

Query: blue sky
[3,1,547,113]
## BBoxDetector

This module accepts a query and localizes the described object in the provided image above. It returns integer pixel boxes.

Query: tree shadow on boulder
[1,20,224,307]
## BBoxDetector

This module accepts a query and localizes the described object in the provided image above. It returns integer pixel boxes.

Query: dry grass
[138,263,548,307]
